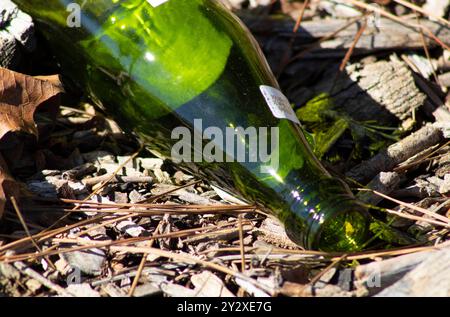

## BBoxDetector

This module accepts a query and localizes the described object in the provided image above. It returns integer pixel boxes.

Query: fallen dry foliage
[0,67,64,218]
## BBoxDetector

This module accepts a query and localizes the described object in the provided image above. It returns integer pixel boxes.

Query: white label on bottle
[146,0,169,7]
[259,85,300,124]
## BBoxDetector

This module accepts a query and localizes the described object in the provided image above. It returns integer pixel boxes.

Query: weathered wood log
[347,124,444,184]
[354,248,439,296]
[375,245,450,296]
[290,55,427,124]
[241,14,450,60]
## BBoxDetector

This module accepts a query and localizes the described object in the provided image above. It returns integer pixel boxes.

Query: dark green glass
[14,0,370,251]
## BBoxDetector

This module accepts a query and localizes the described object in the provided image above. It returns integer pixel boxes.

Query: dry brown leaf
[0,67,64,139]
[0,67,64,219]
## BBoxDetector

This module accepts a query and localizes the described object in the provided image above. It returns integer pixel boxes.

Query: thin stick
[394,141,450,172]
[339,17,368,71]
[198,246,256,255]
[56,199,256,210]
[394,152,448,173]
[238,214,245,272]
[202,242,450,263]
[74,214,133,238]
[330,16,368,95]
[38,207,253,216]
[416,14,441,86]
[10,197,42,254]
[310,254,347,286]
[423,29,450,51]
[345,0,420,28]
[276,0,310,76]
[368,189,450,224]
[385,208,450,228]
[60,105,96,117]
[138,179,202,203]
[128,219,164,297]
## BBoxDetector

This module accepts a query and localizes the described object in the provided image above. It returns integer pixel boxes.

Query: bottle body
[14,0,370,251]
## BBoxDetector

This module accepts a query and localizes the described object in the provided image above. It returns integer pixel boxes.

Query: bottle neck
[274,172,370,251]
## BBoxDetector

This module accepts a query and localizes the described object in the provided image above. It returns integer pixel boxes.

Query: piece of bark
[82,174,153,187]
[182,224,252,244]
[242,15,450,60]
[62,248,106,276]
[213,253,320,264]
[116,220,145,237]
[347,124,444,184]
[175,190,222,205]
[354,249,439,296]
[357,172,401,206]
[62,163,97,181]
[293,55,427,124]
[438,72,450,88]
[375,245,450,296]
[253,217,301,250]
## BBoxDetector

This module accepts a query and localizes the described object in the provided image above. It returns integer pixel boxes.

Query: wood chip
[191,271,235,297]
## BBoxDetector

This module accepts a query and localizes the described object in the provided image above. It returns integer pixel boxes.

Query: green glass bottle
[14,0,370,251]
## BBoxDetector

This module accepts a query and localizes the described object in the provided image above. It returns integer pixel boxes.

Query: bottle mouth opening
[307,202,370,252]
